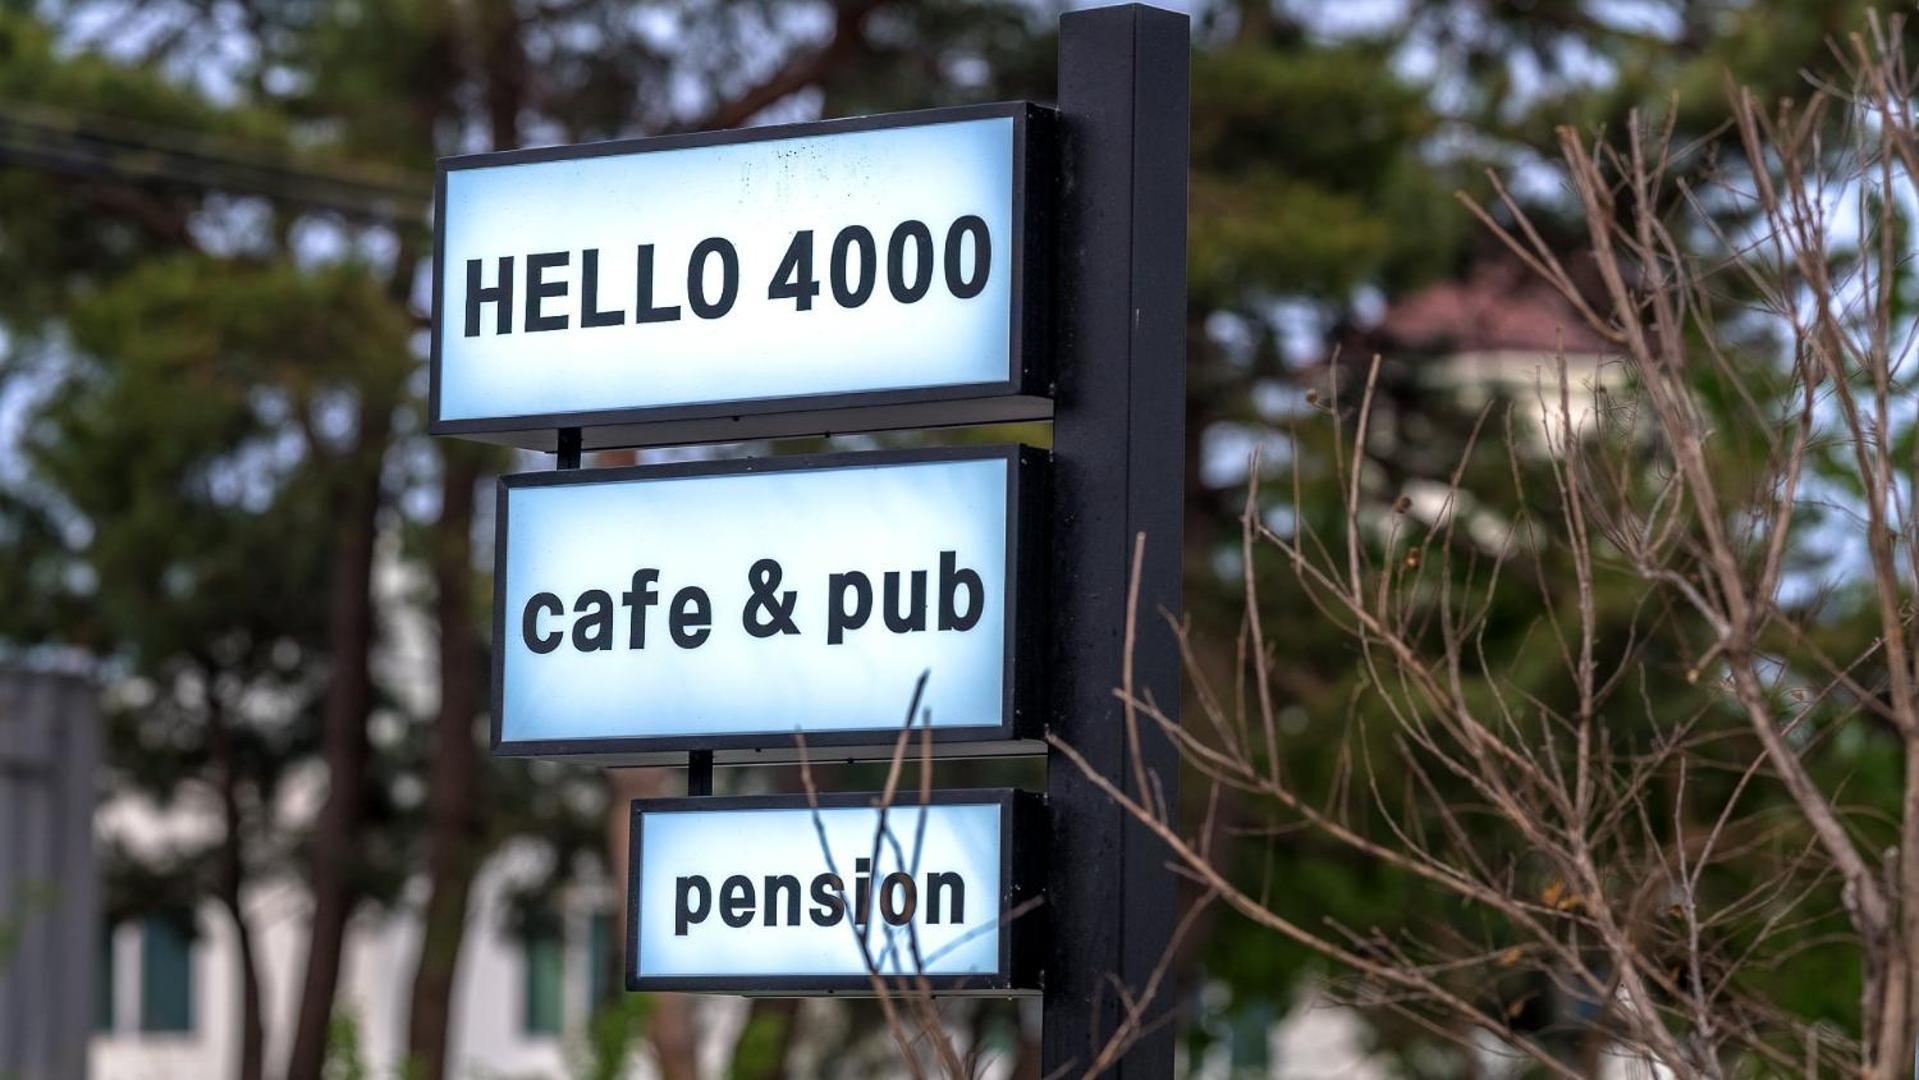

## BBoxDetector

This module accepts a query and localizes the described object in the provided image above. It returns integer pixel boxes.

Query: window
[95,920,114,1033]
[587,911,616,1009]
[522,914,564,1036]
[139,912,193,1034]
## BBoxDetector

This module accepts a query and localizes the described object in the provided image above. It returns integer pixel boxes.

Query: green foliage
[16,254,407,650]
[1191,42,1458,301]
[0,13,294,332]
[323,1007,369,1080]
[0,14,281,136]
[290,0,459,168]
[571,994,656,1080]
[729,1003,794,1078]
[1190,51,1453,312]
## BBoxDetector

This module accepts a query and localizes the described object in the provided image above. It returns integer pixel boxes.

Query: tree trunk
[734,998,801,1079]
[225,899,266,1080]
[399,5,520,1072]
[404,447,486,1080]
[284,411,389,1080]
[608,767,702,1080]
[207,689,265,1080]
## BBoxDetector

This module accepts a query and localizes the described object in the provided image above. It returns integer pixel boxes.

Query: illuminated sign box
[627,790,1041,994]
[492,446,1043,763]
[431,103,1053,451]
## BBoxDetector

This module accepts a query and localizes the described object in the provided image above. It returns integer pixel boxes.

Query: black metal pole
[687,750,713,797]
[1045,5,1189,1077]
[555,427,582,470]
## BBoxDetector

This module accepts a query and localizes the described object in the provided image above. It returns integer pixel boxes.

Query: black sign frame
[490,444,1046,764]
[625,788,1042,995]
[429,101,1055,452]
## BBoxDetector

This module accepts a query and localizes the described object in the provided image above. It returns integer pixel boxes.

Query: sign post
[1045,7,1189,1075]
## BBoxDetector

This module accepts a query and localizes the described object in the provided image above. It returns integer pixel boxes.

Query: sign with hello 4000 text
[627,790,1039,993]
[431,103,1052,451]
[492,445,1043,762]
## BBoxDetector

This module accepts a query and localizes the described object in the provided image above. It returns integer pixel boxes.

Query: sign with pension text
[627,790,1039,993]
[492,446,1042,762]
[431,103,1051,450]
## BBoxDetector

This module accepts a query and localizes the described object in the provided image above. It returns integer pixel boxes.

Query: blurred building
[1343,254,1623,450]
[89,802,631,1079]
[1323,254,1625,548]
[1373,255,1620,446]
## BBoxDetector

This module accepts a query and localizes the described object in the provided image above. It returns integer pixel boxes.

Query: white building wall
[89,845,614,1080]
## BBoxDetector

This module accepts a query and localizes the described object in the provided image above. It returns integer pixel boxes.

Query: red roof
[1375,258,1613,356]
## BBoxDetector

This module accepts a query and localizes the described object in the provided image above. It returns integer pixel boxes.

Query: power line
[0,100,430,223]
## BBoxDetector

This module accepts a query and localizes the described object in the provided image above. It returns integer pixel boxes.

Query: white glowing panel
[631,797,1019,985]
[433,106,1037,436]
[494,448,1032,754]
